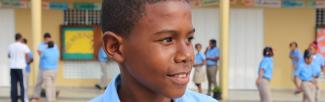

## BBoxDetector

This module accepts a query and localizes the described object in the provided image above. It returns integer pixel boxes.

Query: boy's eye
[160,37,174,44]
[187,36,194,43]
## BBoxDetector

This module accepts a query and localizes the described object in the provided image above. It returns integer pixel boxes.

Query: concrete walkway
[0,87,324,102]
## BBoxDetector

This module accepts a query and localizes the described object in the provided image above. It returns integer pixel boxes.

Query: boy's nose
[174,42,193,64]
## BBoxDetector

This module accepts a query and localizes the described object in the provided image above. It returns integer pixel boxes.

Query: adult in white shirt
[8,33,31,102]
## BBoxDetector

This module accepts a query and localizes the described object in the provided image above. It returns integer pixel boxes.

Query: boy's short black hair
[263,47,273,57]
[289,41,298,47]
[48,41,54,48]
[43,32,51,38]
[209,39,217,46]
[101,0,190,36]
[195,43,201,49]
[22,38,27,44]
[304,49,312,58]
[15,33,22,41]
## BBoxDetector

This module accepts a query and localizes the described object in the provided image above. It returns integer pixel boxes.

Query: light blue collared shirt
[206,47,219,66]
[295,62,317,81]
[258,57,273,80]
[25,52,33,73]
[290,49,302,66]
[39,45,60,70]
[98,47,108,62]
[194,52,205,65]
[90,75,218,102]
[312,53,324,77]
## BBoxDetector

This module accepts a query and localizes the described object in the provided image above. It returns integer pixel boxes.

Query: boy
[22,38,33,102]
[295,50,318,102]
[33,41,60,102]
[308,41,324,102]
[95,46,109,90]
[193,43,206,93]
[256,47,274,102]
[205,39,220,96]
[289,42,302,93]
[8,33,31,102]
[91,0,217,102]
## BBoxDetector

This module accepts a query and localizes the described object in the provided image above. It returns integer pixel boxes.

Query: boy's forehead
[143,1,191,18]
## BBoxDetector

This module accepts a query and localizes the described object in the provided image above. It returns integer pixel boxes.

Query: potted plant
[212,85,222,100]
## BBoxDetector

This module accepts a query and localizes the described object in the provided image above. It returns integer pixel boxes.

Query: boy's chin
[163,88,187,99]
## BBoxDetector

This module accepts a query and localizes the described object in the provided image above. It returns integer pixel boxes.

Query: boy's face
[107,1,194,98]
[289,44,296,50]
[305,57,312,64]
[44,37,51,43]
[309,47,317,54]
[196,45,202,51]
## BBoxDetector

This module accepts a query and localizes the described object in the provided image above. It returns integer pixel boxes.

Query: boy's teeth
[176,74,186,78]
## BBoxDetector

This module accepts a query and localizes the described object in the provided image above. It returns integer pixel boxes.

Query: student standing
[22,38,33,102]
[205,39,220,96]
[193,43,206,93]
[295,49,318,102]
[309,41,324,102]
[289,41,302,93]
[8,33,31,102]
[33,41,59,102]
[91,0,217,101]
[95,46,109,90]
[256,47,274,102]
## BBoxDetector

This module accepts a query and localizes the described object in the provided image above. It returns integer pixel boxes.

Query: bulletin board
[316,26,325,80]
[316,26,325,57]
[60,25,102,60]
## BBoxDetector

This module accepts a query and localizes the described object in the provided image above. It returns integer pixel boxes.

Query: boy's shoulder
[176,90,218,102]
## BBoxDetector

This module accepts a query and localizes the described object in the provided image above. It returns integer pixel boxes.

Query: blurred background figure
[289,41,302,93]
[95,46,109,90]
[22,38,33,102]
[193,43,206,93]
[256,47,274,102]
[308,41,324,102]
[32,33,60,102]
[294,49,318,102]
[8,33,31,102]
[205,39,220,96]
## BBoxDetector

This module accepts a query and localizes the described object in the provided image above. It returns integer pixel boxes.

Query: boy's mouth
[166,72,190,87]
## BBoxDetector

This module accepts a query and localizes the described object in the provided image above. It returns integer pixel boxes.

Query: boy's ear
[102,31,125,63]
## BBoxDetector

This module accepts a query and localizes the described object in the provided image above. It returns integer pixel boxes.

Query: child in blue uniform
[309,41,324,102]
[256,47,274,102]
[193,43,206,93]
[295,49,318,102]
[205,39,220,96]
[289,42,302,93]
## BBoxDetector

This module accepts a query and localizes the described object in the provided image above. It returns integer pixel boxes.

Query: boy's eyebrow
[154,28,196,35]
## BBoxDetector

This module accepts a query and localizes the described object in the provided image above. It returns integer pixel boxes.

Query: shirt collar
[101,74,189,102]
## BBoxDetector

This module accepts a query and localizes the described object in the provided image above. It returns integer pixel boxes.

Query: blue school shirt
[206,47,219,66]
[290,49,302,66]
[258,57,273,80]
[39,46,60,70]
[38,42,47,52]
[98,47,108,62]
[295,62,317,81]
[25,52,33,73]
[89,75,218,102]
[312,53,325,77]
[194,52,205,65]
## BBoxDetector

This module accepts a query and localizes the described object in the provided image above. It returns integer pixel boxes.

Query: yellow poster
[65,30,94,54]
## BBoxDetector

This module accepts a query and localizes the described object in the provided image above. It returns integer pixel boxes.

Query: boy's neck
[118,71,172,102]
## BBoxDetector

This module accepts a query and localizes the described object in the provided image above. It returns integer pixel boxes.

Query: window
[63,9,100,25]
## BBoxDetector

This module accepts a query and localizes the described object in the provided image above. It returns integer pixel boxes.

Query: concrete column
[31,0,42,85]
[219,0,229,100]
